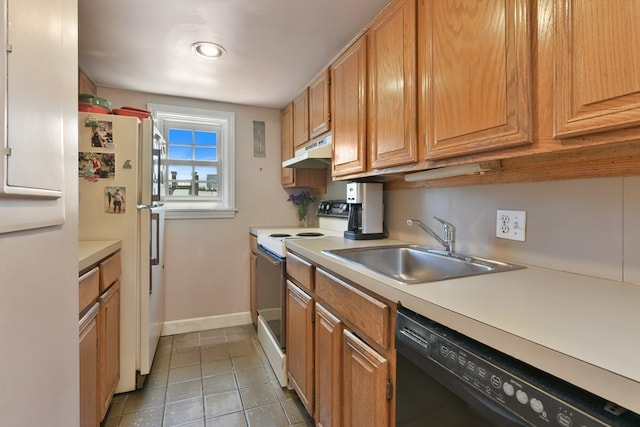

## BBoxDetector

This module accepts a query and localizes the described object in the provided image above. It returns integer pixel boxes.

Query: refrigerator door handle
[137,204,155,210]
[151,212,160,267]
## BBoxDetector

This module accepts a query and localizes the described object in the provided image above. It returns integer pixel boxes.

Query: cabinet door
[293,87,310,149]
[281,103,295,186]
[342,330,389,427]
[98,281,120,421]
[310,69,331,138]
[282,103,326,191]
[315,303,343,427]
[0,0,67,233]
[420,0,532,159]
[286,281,314,416]
[79,303,99,427]
[368,0,417,169]
[331,36,368,177]
[555,0,640,137]
[1,0,63,199]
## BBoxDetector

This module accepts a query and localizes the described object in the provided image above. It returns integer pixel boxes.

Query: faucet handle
[433,216,456,232]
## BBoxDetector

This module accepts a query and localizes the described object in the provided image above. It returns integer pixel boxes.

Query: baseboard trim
[161,311,252,336]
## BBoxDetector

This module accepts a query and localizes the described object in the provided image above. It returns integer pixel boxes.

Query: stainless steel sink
[322,245,525,284]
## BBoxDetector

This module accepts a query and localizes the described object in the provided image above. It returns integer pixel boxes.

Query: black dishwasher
[395,307,640,427]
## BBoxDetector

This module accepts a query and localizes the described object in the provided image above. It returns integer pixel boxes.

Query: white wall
[385,176,640,285]
[0,0,79,425]
[97,88,329,322]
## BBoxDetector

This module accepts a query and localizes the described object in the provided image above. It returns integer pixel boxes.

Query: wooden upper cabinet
[79,68,97,96]
[309,69,331,138]
[281,103,326,191]
[368,0,417,170]
[293,87,310,150]
[419,0,532,160]
[331,35,368,177]
[281,103,295,186]
[554,0,640,138]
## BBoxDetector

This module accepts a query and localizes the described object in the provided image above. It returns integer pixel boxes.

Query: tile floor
[101,324,314,427]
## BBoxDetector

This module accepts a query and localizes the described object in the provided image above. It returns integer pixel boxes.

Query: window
[148,104,235,219]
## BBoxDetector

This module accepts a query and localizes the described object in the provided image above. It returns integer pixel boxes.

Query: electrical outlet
[496,210,526,241]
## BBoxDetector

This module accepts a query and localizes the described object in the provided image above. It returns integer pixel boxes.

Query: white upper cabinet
[0,0,68,233]
[2,0,64,198]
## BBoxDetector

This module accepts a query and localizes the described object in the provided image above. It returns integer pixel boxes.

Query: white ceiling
[78,0,389,110]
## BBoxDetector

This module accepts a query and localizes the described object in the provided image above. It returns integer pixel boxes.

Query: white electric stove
[255,200,348,386]
[256,199,349,258]
[257,227,341,258]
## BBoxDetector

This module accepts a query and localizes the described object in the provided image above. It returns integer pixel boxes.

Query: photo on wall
[79,152,116,181]
[104,186,126,214]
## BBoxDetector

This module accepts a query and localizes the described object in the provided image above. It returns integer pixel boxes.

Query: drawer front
[287,252,314,292]
[316,268,389,349]
[99,251,121,292]
[79,267,100,315]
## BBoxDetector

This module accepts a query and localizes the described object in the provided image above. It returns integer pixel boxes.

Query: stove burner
[269,233,292,238]
[296,232,324,237]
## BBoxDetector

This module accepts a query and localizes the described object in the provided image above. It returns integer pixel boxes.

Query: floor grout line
[100,325,313,427]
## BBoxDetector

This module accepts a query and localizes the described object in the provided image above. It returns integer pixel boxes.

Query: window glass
[148,103,235,218]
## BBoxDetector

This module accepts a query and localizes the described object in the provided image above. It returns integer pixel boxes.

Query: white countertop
[285,236,640,415]
[79,240,121,272]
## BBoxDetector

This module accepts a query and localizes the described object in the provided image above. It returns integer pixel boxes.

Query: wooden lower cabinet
[79,250,121,426]
[98,280,120,420]
[315,303,343,427]
[286,257,394,427]
[79,303,99,427]
[286,280,315,415]
[343,330,390,427]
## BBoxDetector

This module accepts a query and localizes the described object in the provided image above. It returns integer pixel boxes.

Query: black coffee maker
[344,182,386,240]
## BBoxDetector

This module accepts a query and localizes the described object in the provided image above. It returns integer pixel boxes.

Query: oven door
[256,246,286,349]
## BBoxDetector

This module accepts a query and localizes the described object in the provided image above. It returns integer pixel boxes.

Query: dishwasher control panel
[427,331,608,427]
[396,307,640,427]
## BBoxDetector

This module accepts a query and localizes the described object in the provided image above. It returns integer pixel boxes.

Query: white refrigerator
[78,112,166,392]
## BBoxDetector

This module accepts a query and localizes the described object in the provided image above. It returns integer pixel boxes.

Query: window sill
[164,205,237,220]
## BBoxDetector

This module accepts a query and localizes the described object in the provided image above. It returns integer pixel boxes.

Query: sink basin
[322,245,525,284]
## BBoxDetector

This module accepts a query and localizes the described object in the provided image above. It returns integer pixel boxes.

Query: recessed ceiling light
[191,42,226,59]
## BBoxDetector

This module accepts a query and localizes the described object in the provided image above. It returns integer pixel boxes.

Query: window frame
[148,103,236,219]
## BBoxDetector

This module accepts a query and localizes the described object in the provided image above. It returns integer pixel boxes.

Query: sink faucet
[407,217,456,253]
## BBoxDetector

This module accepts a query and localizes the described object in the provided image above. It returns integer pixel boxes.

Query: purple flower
[287,191,316,207]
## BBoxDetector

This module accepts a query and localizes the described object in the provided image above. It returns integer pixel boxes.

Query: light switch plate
[496,210,526,241]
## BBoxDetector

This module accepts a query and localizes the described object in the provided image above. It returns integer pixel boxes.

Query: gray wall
[385,177,640,285]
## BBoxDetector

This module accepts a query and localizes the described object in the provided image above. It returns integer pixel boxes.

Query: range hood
[282,134,332,169]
